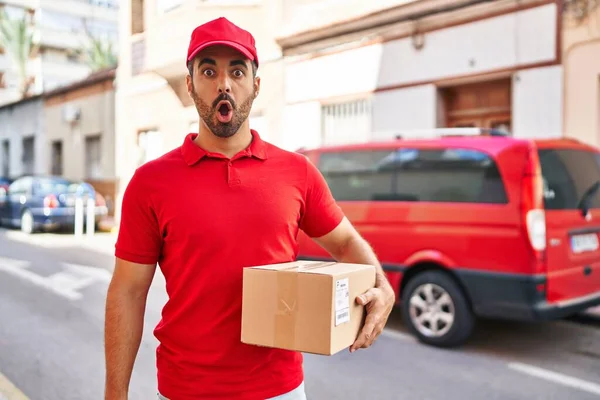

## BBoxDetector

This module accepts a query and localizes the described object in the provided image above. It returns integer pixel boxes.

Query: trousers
[158,381,307,400]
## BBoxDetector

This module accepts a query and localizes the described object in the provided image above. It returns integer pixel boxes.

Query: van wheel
[402,270,474,347]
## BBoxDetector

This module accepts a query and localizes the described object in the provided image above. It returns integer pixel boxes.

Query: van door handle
[584,266,592,276]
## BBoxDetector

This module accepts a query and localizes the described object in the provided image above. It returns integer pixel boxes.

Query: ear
[254,76,260,98]
[186,74,193,97]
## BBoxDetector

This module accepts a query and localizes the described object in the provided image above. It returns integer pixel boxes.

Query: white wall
[284,3,557,104]
[512,65,563,139]
[0,98,46,178]
[371,84,437,140]
[377,4,556,88]
[285,44,383,103]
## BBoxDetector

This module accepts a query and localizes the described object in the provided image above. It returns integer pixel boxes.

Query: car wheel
[401,270,475,348]
[20,209,35,234]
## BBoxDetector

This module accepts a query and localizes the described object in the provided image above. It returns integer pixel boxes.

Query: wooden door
[443,79,511,133]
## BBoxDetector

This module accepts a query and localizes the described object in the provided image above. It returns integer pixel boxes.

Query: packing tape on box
[275,270,298,349]
[273,261,337,349]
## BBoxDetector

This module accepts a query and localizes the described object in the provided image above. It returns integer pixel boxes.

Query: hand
[350,275,395,352]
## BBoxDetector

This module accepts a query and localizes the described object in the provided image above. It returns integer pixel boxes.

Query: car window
[318,147,508,204]
[538,149,600,210]
[9,177,33,194]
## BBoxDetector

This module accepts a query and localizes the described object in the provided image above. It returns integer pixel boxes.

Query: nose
[217,74,231,94]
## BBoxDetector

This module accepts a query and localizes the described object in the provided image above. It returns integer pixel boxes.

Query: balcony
[141,0,267,106]
[38,26,90,52]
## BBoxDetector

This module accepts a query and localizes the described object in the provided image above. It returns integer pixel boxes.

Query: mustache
[212,93,236,109]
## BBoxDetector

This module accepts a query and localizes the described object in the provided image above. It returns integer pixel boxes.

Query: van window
[318,148,508,203]
[538,149,600,210]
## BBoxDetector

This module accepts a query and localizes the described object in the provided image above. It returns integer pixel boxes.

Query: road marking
[507,362,600,396]
[0,257,112,301]
[0,371,29,400]
[381,329,413,341]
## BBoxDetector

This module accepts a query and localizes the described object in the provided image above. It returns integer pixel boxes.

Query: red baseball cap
[186,17,259,67]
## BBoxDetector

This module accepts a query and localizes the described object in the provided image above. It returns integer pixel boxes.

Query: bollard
[86,197,95,237]
[74,197,84,238]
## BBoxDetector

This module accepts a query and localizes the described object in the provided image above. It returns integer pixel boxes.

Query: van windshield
[538,148,600,210]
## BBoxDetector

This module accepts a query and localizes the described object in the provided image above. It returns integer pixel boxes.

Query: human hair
[187,58,258,79]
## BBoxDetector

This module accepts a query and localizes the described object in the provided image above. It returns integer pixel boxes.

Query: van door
[538,147,600,304]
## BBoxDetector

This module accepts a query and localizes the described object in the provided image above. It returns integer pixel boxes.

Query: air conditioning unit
[62,104,81,123]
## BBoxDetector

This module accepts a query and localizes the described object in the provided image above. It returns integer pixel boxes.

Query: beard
[191,88,254,139]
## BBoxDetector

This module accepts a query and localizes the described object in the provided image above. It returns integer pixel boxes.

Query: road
[1,228,600,400]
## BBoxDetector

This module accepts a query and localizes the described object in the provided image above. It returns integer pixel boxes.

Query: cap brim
[187,40,255,63]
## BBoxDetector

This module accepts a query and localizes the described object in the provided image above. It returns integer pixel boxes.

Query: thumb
[357,288,377,305]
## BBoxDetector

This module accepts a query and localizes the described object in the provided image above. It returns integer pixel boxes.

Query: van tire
[401,270,475,348]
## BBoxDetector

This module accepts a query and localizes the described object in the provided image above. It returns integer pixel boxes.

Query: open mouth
[216,101,233,123]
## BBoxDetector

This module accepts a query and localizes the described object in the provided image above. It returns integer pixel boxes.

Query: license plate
[571,233,599,253]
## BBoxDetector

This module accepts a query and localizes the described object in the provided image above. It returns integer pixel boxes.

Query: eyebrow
[230,59,248,69]
[199,58,216,67]
[198,58,248,69]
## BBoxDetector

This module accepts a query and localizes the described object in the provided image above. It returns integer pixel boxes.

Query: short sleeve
[299,157,344,238]
[114,169,162,265]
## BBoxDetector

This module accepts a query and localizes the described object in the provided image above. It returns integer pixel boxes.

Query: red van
[296,128,600,347]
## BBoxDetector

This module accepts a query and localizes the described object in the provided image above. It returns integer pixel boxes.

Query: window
[85,135,102,179]
[51,140,63,175]
[137,130,163,166]
[131,0,145,34]
[538,149,600,210]
[38,10,84,33]
[9,177,33,195]
[318,148,508,204]
[21,137,35,175]
[321,98,371,146]
[1,140,9,177]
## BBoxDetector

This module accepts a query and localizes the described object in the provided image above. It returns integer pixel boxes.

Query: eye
[233,69,244,78]
[203,69,215,77]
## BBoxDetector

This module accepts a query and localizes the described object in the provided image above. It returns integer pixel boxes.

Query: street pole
[86,197,95,237]
[74,197,83,238]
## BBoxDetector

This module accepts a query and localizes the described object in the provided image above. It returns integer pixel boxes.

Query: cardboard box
[241,260,376,355]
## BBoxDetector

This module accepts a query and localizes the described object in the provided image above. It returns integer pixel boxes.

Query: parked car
[0,175,108,234]
[0,176,11,192]
[296,128,600,347]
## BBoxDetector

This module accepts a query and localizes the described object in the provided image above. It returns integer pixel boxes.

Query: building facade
[0,95,44,177]
[113,0,286,221]
[44,67,117,213]
[0,67,117,213]
[562,0,600,147]
[276,0,563,150]
[0,0,119,106]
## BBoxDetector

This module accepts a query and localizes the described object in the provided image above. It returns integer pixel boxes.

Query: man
[104,17,395,400]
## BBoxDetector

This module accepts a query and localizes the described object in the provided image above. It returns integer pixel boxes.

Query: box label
[335,278,350,326]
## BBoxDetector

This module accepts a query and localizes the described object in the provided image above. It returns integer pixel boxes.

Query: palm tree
[0,7,39,98]
[83,35,118,71]
[80,19,117,71]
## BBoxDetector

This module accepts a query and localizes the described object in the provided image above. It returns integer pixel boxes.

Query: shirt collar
[181,129,268,166]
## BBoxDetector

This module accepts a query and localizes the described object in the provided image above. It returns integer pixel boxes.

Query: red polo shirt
[114,130,344,400]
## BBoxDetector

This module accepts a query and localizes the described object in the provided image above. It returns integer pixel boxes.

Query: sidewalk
[2,229,117,255]
[0,372,28,400]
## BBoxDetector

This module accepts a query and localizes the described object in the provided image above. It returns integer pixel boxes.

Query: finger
[356,288,378,306]
[361,322,384,349]
[350,314,378,352]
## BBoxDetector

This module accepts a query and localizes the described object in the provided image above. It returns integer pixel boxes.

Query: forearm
[104,282,147,399]
[335,236,392,290]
